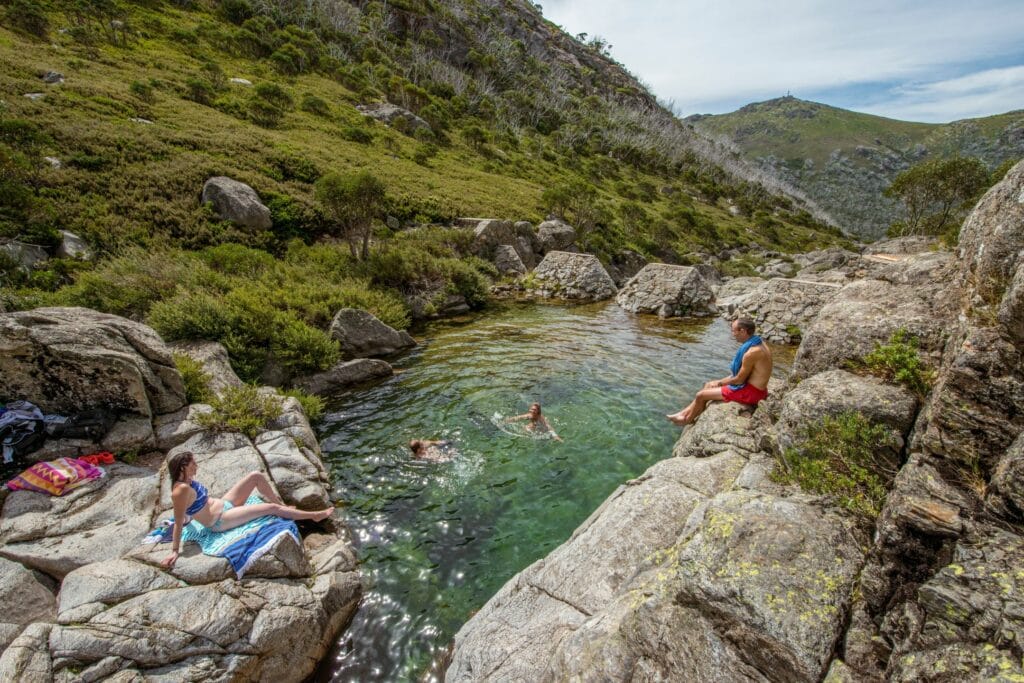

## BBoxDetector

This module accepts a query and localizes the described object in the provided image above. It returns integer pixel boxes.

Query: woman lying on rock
[161,451,333,569]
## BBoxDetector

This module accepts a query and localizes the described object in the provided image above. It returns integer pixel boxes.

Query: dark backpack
[46,409,116,440]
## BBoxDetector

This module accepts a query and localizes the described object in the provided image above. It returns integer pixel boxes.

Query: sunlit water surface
[314,301,776,682]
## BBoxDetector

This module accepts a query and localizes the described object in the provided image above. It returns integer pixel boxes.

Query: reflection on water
[314,302,782,682]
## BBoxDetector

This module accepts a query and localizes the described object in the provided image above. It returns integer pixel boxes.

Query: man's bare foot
[667,413,691,426]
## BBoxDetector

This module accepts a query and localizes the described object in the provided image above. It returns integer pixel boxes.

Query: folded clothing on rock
[144,494,301,579]
[5,457,106,496]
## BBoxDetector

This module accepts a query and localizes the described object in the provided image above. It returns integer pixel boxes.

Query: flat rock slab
[0,463,159,579]
[616,263,716,318]
[292,358,392,396]
[0,558,56,652]
[729,277,841,344]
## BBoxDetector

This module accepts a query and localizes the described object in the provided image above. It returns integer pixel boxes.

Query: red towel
[78,452,115,466]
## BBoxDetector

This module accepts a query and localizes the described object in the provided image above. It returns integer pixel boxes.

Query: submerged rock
[293,358,393,396]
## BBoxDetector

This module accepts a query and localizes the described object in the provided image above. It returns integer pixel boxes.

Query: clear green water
[314,301,740,682]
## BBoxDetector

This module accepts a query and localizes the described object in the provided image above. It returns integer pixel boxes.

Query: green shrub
[341,126,373,144]
[184,78,215,105]
[130,80,155,102]
[300,93,330,117]
[57,249,195,318]
[4,0,48,38]
[199,243,274,277]
[773,412,898,517]
[196,384,281,439]
[173,353,213,404]
[280,388,324,422]
[855,329,935,398]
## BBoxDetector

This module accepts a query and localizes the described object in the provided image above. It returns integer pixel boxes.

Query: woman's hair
[409,439,423,453]
[167,451,195,483]
[530,402,541,413]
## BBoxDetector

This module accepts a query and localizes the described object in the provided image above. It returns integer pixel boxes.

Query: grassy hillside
[0,1,848,384]
[691,96,1024,238]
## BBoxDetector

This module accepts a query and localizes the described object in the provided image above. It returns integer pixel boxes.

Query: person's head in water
[409,439,425,455]
[527,402,542,420]
[731,318,755,343]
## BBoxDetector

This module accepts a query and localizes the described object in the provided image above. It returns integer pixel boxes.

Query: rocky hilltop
[446,162,1024,681]
[690,96,1024,238]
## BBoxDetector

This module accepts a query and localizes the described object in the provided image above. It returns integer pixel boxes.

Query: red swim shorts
[721,383,768,406]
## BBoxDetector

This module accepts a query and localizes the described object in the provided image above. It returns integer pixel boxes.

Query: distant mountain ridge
[688,96,1024,238]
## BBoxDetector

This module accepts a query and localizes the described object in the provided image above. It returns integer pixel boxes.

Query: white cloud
[862,65,1024,121]
[541,0,1024,121]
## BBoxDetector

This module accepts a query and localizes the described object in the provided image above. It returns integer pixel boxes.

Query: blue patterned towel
[143,495,301,578]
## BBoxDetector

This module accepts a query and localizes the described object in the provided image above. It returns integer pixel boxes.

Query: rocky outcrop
[356,102,430,133]
[536,218,577,253]
[469,219,514,259]
[329,308,415,358]
[0,240,48,270]
[448,403,866,682]
[200,177,272,231]
[615,263,716,318]
[0,307,186,418]
[605,249,647,286]
[726,277,841,343]
[0,311,361,682]
[292,358,393,395]
[528,251,617,301]
[791,261,956,379]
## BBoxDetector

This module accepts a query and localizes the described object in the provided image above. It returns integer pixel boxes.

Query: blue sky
[541,0,1024,123]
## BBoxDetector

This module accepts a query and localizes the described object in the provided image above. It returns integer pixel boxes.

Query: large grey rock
[791,277,953,379]
[356,102,430,133]
[469,219,514,259]
[292,358,392,395]
[730,277,842,344]
[0,307,186,417]
[672,400,763,460]
[0,240,48,269]
[536,218,577,253]
[450,481,866,682]
[267,395,321,457]
[774,369,918,458]
[0,622,52,682]
[168,340,243,397]
[329,308,415,359]
[915,162,1024,470]
[714,275,767,312]
[0,558,56,652]
[615,263,716,318]
[153,404,213,452]
[200,176,272,231]
[0,463,159,579]
[493,244,526,276]
[529,251,617,302]
[605,249,648,286]
[254,431,330,510]
[55,231,92,260]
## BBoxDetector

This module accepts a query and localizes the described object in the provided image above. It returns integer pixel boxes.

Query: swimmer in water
[409,439,455,462]
[506,402,563,442]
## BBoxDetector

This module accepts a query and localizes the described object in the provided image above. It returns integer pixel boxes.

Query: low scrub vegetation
[173,353,214,404]
[773,412,899,518]
[851,329,935,398]
[196,384,281,439]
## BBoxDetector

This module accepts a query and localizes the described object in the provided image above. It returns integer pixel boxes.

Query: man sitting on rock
[667,318,772,425]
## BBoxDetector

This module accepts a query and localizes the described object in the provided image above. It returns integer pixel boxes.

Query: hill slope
[689,96,1024,237]
[0,0,847,381]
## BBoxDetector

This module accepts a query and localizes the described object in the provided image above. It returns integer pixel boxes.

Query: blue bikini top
[186,480,208,516]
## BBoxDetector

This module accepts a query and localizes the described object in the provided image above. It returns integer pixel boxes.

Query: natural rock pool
[313,301,763,681]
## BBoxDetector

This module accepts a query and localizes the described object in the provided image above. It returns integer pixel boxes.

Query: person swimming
[409,439,455,462]
[506,402,563,442]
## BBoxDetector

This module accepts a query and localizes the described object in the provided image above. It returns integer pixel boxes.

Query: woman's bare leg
[222,472,284,507]
[213,502,334,532]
